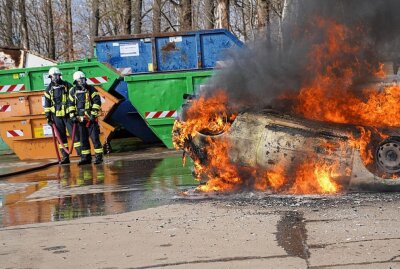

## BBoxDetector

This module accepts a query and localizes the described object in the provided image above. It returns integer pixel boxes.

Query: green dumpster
[124,70,213,148]
[0,58,120,93]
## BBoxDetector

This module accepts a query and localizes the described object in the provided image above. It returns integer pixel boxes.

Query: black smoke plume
[206,0,400,111]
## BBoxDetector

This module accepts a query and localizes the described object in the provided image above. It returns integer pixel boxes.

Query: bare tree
[271,0,287,52]
[26,1,47,56]
[123,0,132,34]
[65,0,74,60]
[90,0,100,57]
[241,0,249,41]
[153,0,162,33]
[204,0,215,29]
[5,0,14,46]
[133,0,143,34]
[19,0,29,49]
[46,0,56,59]
[257,0,267,29]
[179,0,192,31]
[2,0,278,59]
[265,0,272,46]
[257,0,272,44]
[216,0,229,29]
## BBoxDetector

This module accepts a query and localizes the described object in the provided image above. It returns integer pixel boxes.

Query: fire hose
[50,115,98,162]
[50,119,78,162]
[83,115,98,128]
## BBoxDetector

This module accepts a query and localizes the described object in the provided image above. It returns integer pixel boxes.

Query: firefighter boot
[60,150,70,165]
[78,154,92,166]
[94,153,103,164]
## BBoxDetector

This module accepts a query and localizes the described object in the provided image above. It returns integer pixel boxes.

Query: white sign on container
[169,36,182,42]
[120,43,139,57]
[43,124,53,137]
[43,73,51,86]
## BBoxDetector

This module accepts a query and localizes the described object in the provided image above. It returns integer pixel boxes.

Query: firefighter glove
[47,118,54,125]
[91,109,99,117]
[69,113,78,123]
[89,114,97,123]
[46,113,53,125]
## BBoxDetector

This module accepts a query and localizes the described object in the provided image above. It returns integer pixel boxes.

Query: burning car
[173,16,400,194]
[174,107,400,194]
[173,57,400,194]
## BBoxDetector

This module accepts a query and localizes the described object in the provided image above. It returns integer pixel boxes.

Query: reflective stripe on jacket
[68,84,101,117]
[43,81,73,117]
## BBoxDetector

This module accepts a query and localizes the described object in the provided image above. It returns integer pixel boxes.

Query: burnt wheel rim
[377,140,400,173]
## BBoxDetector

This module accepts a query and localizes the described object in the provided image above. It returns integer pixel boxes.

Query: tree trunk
[5,0,14,46]
[266,0,271,47]
[90,0,100,57]
[152,0,161,33]
[278,0,287,53]
[204,0,215,29]
[65,0,74,60]
[241,0,247,41]
[123,0,132,34]
[132,0,142,34]
[46,0,56,59]
[19,0,29,49]
[216,0,229,30]
[257,0,267,30]
[257,0,271,42]
[179,0,192,31]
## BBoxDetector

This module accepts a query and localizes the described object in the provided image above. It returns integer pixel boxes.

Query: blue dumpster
[95,29,243,74]
[96,29,243,146]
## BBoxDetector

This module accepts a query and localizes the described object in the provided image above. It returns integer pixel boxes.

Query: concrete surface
[1,197,399,268]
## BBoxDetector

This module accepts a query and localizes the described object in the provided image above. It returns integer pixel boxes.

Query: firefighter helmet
[73,71,86,81]
[48,67,61,77]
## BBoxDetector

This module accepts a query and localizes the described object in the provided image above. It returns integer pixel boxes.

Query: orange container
[0,115,115,160]
[0,87,120,160]
[0,87,119,119]
[95,85,120,119]
[0,91,45,117]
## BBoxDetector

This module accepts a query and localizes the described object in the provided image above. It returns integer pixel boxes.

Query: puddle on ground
[0,156,198,227]
[276,211,310,260]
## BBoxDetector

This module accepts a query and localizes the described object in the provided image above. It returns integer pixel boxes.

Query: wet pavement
[1,148,400,268]
[0,149,198,227]
[0,154,57,177]
[2,146,400,229]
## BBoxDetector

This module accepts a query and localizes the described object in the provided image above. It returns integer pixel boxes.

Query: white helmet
[48,67,61,76]
[73,71,86,81]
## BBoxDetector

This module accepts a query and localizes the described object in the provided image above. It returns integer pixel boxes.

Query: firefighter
[68,71,103,165]
[43,67,81,164]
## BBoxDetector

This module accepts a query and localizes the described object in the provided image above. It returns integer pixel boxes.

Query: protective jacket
[44,80,73,117]
[68,84,101,117]
[68,83,103,164]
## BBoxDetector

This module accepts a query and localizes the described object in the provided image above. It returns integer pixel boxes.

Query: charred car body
[177,108,400,192]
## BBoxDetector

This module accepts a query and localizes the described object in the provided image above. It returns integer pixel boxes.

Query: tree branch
[168,0,180,7]
[161,10,177,32]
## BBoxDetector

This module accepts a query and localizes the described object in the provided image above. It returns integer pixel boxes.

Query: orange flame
[197,137,242,192]
[290,159,341,194]
[294,20,400,128]
[174,19,396,194]
[348,127,373,165]
[173,90,234,150]
[375,63,386,78]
